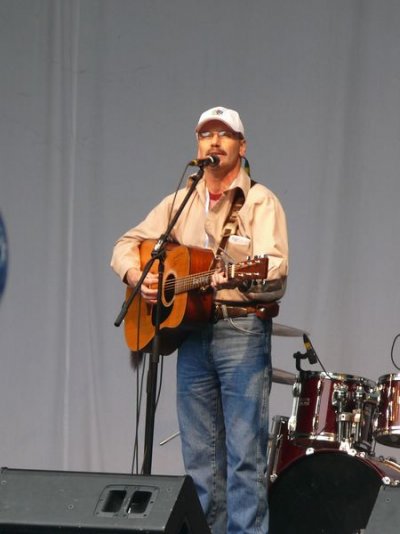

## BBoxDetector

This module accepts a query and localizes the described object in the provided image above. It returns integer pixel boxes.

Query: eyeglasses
[197,130,242,140]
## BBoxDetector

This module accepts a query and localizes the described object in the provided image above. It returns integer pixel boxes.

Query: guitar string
[162,267,219,290]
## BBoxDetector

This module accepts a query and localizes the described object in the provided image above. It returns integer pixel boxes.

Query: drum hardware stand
[331,382,362,453]
[332,384,353,450]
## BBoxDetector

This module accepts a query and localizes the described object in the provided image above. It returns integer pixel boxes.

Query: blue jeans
[177,315,272,534]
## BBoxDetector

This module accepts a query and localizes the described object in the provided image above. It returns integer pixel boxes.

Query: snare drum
[269,449,400,534]
[375,373,400,447]
[289,371,377,450]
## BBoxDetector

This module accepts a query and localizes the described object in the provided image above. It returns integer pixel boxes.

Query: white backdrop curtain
[1,0,400,475]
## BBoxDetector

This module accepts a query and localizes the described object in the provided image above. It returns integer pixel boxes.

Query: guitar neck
[174,269,216,294]
[173,261,255,294]
[159,248,267,297]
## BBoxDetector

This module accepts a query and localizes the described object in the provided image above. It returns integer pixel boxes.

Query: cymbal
[272,322,308,337]
[272,367,297,385]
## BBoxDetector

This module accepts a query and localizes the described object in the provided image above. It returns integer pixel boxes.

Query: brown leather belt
[212,302,279,323]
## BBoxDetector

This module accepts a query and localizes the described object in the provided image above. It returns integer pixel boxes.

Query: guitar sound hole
[151,273,176,327]
[163,273,176,305]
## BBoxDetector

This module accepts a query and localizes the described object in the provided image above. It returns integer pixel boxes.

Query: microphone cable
[391,332,400,371]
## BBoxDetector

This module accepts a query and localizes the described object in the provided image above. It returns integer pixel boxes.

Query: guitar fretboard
[170,260,266,295]
[174,270,216,294]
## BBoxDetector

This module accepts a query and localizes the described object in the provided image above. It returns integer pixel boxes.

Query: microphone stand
[114,166,205,475]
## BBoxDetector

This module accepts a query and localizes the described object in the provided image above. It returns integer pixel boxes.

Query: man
[111,106,288,533]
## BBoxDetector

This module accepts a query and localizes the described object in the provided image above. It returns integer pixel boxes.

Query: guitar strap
[212,179,279,320]
[214,179,256,260]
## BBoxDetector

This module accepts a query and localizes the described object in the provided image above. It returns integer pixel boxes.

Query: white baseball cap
[195,106,245,137]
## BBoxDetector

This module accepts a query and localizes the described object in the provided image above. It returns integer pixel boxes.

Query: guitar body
[124,240,215,355]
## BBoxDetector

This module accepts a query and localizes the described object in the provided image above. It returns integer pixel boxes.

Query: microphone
[189,155,220,167]
[303,334,318,365]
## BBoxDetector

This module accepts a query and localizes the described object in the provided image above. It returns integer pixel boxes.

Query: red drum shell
[374,373,400,447]
[269,449,400,534]
[290,371,376,449]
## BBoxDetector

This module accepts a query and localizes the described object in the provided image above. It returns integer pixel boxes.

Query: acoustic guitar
[124,239,268,355]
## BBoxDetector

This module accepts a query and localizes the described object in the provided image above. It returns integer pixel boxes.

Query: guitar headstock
[227,256,268,280]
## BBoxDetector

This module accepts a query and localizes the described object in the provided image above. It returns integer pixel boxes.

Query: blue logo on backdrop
[0,212,8,298]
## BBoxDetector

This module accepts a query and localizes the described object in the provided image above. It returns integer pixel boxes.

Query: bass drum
[269,449,400,534]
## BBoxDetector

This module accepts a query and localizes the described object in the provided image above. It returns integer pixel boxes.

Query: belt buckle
[212,304,221,323]
[212,304,231,322]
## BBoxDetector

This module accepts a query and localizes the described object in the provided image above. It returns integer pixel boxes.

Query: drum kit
[268,325,400,533]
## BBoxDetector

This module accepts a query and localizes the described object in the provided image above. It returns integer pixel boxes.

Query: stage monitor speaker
[365,485,400,533]
[0,467,210,533]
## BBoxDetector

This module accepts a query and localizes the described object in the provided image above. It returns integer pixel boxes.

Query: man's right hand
[125,268,159,304]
